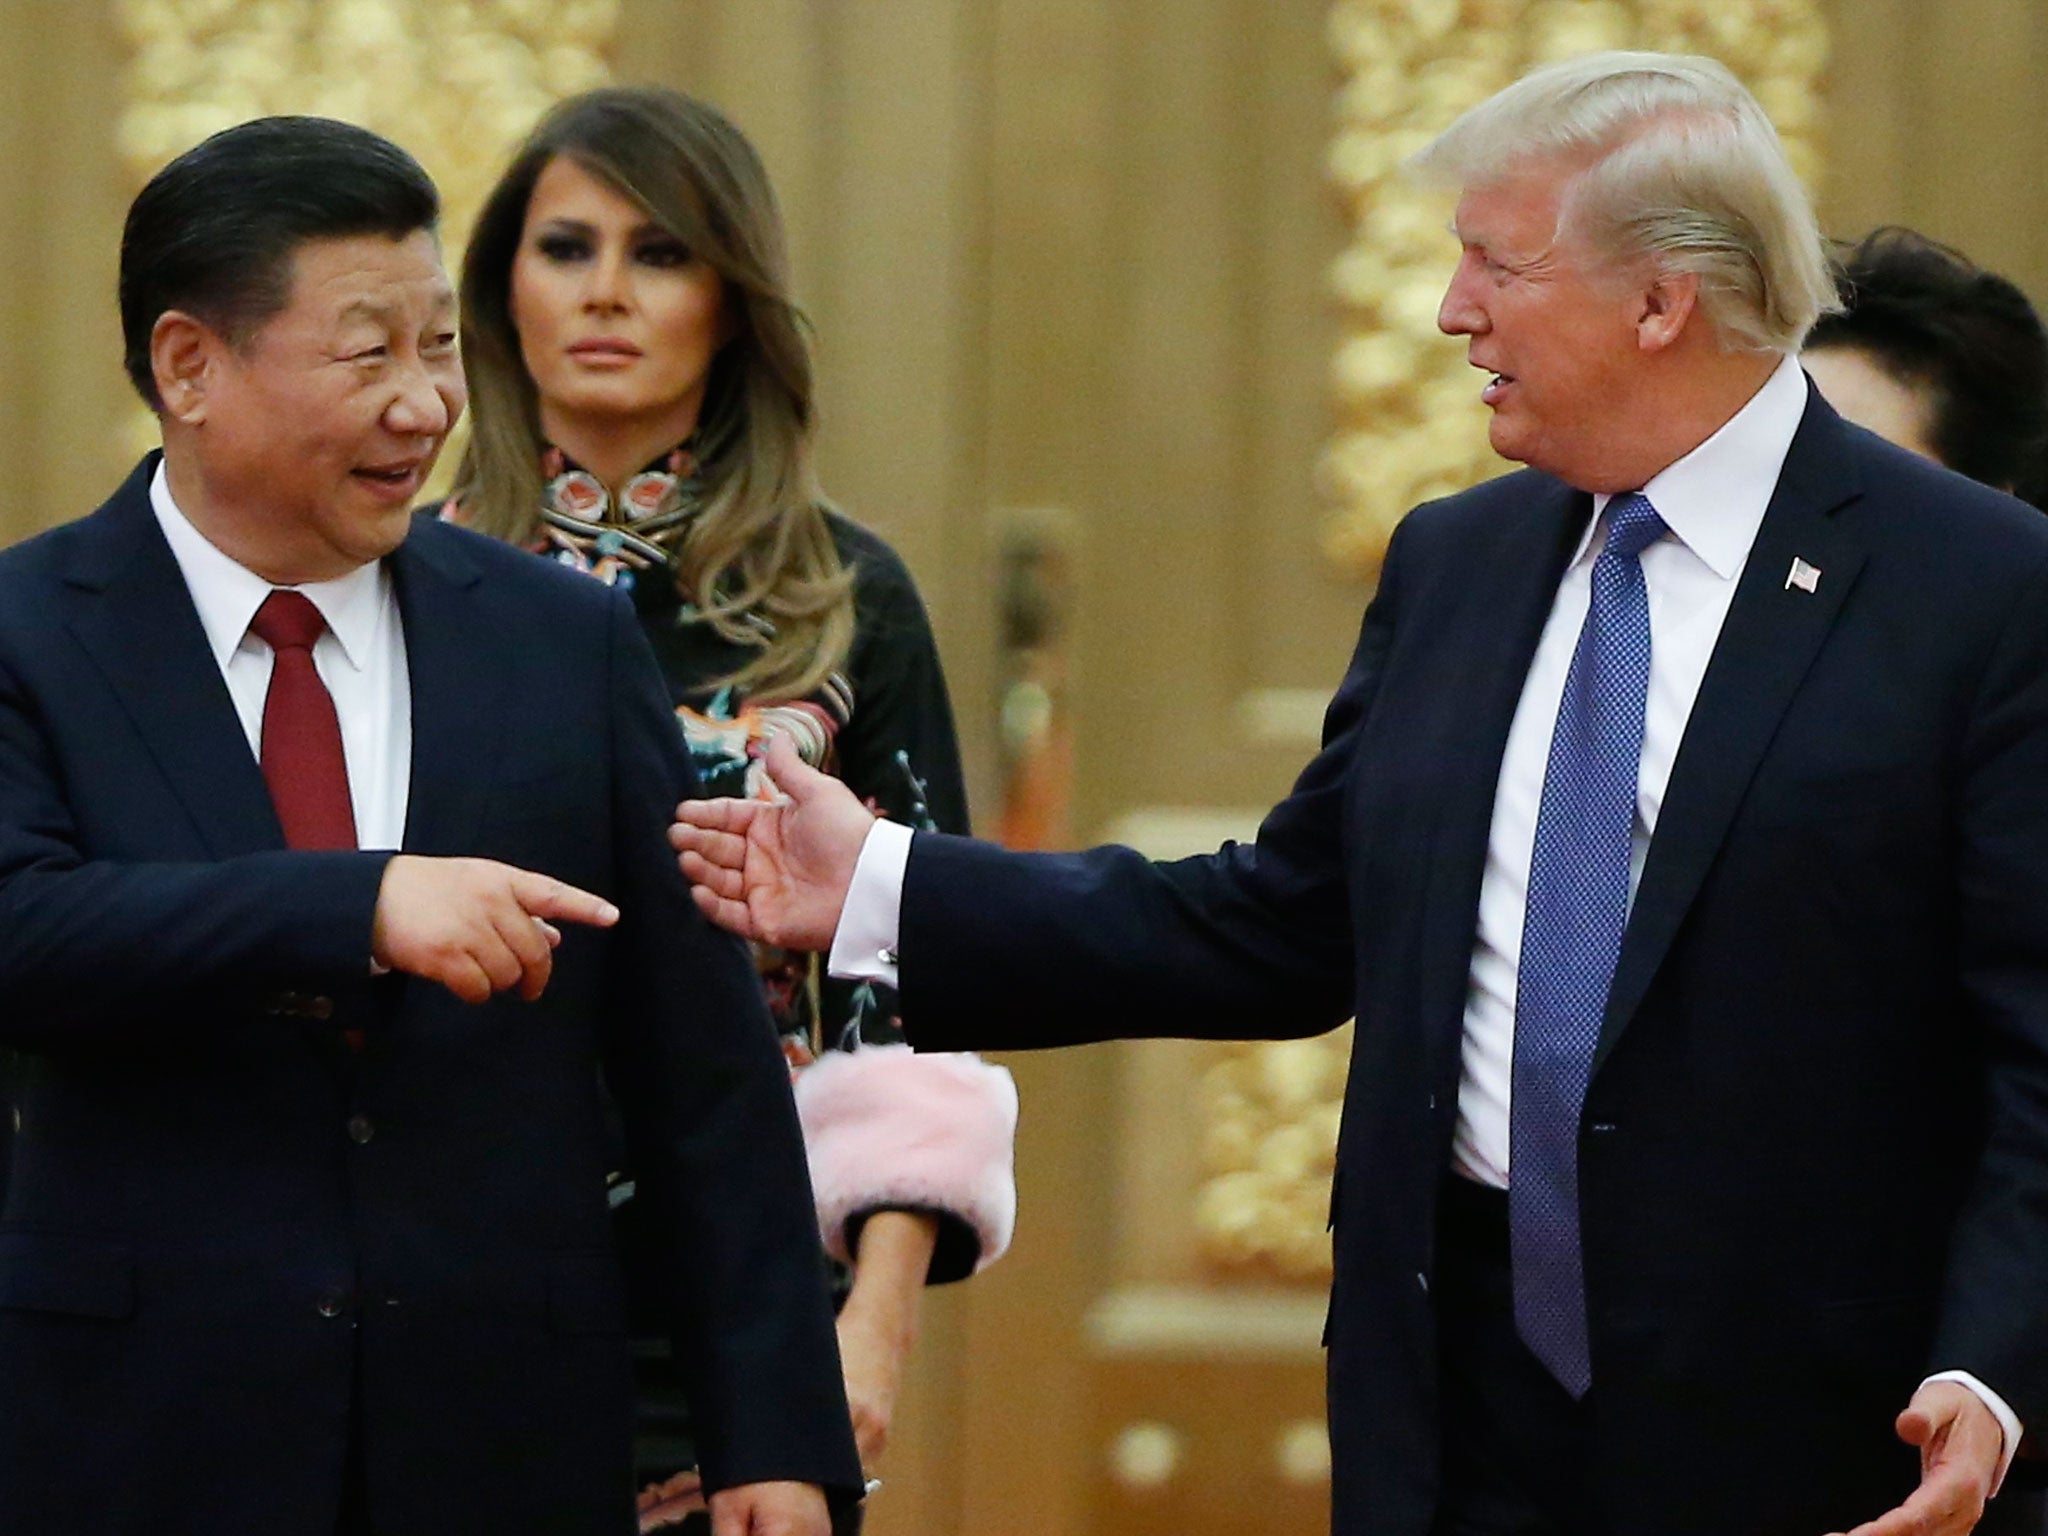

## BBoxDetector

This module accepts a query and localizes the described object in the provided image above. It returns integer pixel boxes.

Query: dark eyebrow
[337,285,455,328]
[533,215,681,243]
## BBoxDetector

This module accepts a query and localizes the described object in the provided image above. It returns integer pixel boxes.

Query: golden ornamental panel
[118,0,617,254]
[1195,1,1830,1284]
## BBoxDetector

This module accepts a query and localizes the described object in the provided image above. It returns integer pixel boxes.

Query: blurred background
[2,3,2044,1532]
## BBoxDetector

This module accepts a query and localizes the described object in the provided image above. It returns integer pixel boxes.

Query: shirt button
[347,1114,375,1145]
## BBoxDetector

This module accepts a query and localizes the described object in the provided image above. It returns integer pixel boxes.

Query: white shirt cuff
[1922,1371,2022,1494]
[826,818,913,988]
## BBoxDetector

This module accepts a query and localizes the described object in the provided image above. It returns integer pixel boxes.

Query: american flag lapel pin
[1785,557,1822,594]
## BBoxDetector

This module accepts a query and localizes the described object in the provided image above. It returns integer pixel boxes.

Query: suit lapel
[61,457,284,857]
[1593,398,1868,1072]
[389,520,508,855]
[1413,476,1592,1069]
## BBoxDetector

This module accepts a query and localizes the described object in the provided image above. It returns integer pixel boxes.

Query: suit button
[347,1114,375,1145]
[1416,1271,1430,1296]
[306,996,335,1022]
[316,1296,346,1319]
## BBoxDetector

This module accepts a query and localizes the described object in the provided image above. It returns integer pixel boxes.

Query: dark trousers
[1432,1177,1600,1536]
[1429,1178,2048,1536]
[337,1373,371,1536]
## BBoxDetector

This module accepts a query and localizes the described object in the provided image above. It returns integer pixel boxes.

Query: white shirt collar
[149,458,386,672]
[1581,352,1810,578]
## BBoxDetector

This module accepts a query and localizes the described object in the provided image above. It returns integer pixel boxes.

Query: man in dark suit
[0,117,860,1535]
[673,52,2048,1536]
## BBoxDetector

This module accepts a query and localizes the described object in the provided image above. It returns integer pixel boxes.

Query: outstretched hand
[1826,1380,2003,1536]
[670,731,875,952]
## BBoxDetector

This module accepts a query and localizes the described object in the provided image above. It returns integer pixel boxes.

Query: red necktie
[250,590,358,851]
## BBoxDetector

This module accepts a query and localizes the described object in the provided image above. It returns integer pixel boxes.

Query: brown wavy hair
[454,86,853,699]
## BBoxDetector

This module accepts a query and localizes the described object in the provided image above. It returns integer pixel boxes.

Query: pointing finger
[508,870,620,928]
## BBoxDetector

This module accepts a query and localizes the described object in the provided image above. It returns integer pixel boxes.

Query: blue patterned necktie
[1509,491,1666,1399]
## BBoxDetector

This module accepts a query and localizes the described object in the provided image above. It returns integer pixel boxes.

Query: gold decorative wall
[118,0,617,249]
[1193,0,1831,1284]
[1194,1030,1349,1280]
[1319,0,1830,580]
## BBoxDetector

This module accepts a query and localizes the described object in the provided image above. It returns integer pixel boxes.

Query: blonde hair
[455,86,854,701]
[1409,51,1838,353]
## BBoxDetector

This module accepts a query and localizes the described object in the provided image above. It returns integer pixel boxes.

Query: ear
[1633,267,1700,355]
[150,310,224,424]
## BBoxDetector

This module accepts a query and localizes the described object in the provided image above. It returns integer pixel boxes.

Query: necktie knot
[1602,492,1665,561]
[251,590,328,654]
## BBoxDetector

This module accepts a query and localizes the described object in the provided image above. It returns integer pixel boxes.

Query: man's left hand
[708,1479,831,1536]
[1828,1381,2004,1536]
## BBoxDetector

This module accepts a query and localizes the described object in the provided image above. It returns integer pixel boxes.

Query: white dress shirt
[826,355,2020,1473]
[1454,353,1808,1189]
[149,462,411,850]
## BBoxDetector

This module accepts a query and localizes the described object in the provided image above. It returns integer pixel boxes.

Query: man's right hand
[669,731,874,952]
[371,855,620,1004]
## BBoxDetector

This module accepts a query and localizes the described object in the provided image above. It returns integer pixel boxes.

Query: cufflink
[879,946,899,966]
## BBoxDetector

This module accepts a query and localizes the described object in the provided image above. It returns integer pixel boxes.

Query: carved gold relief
[1194,1030,1348,1280]
[118,0,617,252]
[1319,0,1830,580]
[1197,3,1830,1282]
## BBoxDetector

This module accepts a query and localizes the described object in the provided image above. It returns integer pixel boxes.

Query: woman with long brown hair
[450,86,1016,1532]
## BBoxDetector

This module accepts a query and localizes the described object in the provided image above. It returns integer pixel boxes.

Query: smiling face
[509,155,729,457]
[1436,162,1658,489]
[161,229,464,583]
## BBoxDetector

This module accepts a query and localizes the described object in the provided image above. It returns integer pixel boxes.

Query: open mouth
[353,462,425,496]
[1481,372,1516,406]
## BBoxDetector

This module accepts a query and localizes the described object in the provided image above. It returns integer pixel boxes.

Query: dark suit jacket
[899,392,2048,1536]
[0,457,862,1535]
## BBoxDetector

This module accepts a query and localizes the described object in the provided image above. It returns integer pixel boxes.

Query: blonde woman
[449,86,1016,1533]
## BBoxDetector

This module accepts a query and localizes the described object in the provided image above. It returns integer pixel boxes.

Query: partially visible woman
[1804,226,2048,507]
[449,86,1017,1533]
[1810,227,2048,1536]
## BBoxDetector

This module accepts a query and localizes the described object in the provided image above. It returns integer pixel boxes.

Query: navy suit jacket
[899,392,2048,1536]
[0,457,862,1535]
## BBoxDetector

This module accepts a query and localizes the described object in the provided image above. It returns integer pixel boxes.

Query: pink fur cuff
[794,1044,1018,1275]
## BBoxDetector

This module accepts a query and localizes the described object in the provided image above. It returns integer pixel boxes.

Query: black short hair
[1807,227,2048,508]
[119,115,440,409]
